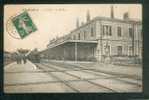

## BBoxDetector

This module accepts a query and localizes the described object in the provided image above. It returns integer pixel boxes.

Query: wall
[95,19,142,62]
[70,21,97,41]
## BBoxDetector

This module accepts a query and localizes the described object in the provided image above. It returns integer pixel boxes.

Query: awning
[47,40,98,49]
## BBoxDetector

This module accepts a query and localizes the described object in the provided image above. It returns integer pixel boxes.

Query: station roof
[47,40,98,49]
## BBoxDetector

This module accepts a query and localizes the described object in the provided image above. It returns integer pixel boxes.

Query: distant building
[42,6,142,63]
[4,51,16,65]
[4,51,12,59]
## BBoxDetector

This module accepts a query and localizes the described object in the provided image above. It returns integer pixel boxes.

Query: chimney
[110,5,114,19]
[123,12,129,20]
[86,10,90,22]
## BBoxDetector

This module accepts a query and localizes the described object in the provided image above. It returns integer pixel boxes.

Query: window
[129,28,133,38]
[107,45,111,55]
[102,25,112,36]
[128,46,132,56]
[117,27,122,37]
[105,26,108,36]
[78,33,80,40]
[84,31,86,39]
[73,35,76,40]
[117,46,122,56]
[105,45,110,55]
[102,26,105,36]
[91,27,94,37]
[109,26,112,36]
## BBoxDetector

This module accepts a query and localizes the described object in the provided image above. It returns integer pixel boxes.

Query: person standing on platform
[16,53,22,64]
[22,54,27,64]
[16,53,19,64]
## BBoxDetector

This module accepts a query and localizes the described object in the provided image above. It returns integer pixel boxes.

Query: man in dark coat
[22,54,27,64]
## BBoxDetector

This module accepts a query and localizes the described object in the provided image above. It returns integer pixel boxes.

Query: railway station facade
[41,8,142,63]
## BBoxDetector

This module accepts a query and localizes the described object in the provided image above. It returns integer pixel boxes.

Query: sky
[4,4,142,52]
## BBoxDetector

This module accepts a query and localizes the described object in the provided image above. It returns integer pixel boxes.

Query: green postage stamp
[12,11,37,39]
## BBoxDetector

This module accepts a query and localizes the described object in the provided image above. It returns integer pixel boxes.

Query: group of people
[16,54,27,64]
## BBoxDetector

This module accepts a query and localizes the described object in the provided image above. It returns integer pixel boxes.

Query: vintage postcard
[4,4,142,93]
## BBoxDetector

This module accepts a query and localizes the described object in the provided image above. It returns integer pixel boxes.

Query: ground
[4,60,142,93]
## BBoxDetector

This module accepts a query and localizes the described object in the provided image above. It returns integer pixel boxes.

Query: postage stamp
[11,11,37,39]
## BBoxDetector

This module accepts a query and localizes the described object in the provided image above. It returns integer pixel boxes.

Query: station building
[40,7,142,63]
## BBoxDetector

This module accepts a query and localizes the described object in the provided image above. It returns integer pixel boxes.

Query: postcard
[4,4,142,93]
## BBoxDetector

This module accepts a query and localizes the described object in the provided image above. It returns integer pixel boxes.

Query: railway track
[5,61,141,92]
[43,61,142,86]
[35,63,117,92]
[34,63,80,92]
[49,61,141,79]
